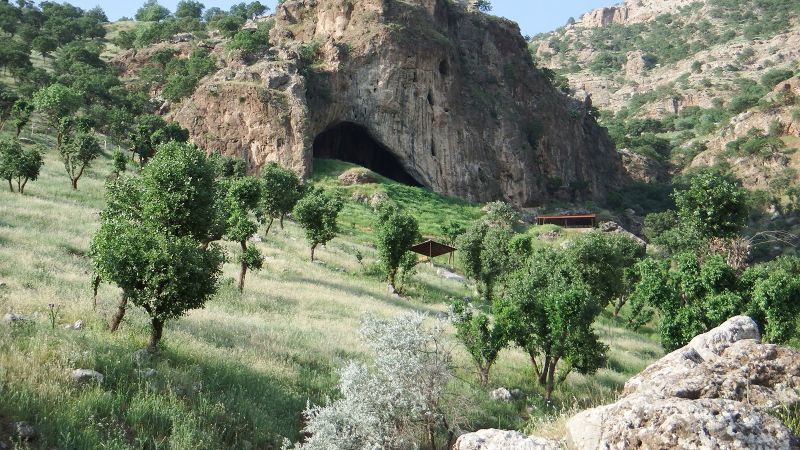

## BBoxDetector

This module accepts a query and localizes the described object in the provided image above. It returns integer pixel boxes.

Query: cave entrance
[313,122,423,186]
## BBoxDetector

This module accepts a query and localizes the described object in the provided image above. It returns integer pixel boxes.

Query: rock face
[566,316,799,449]
[165,0,625,206]
[454,429,561,450]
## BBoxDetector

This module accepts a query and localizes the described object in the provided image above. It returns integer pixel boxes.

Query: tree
[175,0,204,19]
[259,161,303,233]
[31,84,82,148]
[135,0,171,22]
[456,220,489,297]
[472,0,492,12]
[293,187,343,261]
[111,149,127,177]
[674,170,748,240]
[223,177,264,292]
[451,300,507,386]
[60,132,101,189]
[375,202,420,292]
[91,143,224,348]
[440,220,465,246]
[92,221,223,349]
[496,248,607,400]
[31,35,58,59]
[286,313,456,450]
[9,99,33,138]
[0,138,43,193]
[456,218,517,301]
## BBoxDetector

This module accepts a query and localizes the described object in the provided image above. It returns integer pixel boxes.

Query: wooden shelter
[410,239,456,264]
[536,214,597,228]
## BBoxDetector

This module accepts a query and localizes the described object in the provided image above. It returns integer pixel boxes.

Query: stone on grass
[13,422,36,441]
[72,369,104,384]
[453,429,560,450]
[490,387,512,401]
[3,313,23,326]
[134,348,152,367]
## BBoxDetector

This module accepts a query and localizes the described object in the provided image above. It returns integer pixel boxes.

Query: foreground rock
[454,429,561,450]
[566,316,799,449]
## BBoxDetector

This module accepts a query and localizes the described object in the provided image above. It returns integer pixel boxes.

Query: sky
[65,0,615,36]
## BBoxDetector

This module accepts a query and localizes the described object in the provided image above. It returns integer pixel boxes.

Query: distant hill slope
[530,0,800,191]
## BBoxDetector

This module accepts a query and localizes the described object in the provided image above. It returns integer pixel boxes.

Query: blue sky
[66,0,615,35]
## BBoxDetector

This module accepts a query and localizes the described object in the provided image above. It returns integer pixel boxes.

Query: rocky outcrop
[565,316,799,449]
[162,0,626,206]
[454,429,561,450]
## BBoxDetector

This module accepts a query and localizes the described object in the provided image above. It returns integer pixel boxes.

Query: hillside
[530,0,800,192]
[0,133,662,447]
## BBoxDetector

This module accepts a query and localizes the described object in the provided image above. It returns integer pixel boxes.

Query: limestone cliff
[161,0,624,206]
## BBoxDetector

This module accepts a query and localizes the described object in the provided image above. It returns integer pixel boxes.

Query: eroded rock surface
[454,429,561,450]
[147,0,626,206]
[566,316,800,450]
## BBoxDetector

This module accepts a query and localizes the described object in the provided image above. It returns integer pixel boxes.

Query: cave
[313,122,423,186]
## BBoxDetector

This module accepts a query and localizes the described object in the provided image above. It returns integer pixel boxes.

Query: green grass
[0,136,662,448]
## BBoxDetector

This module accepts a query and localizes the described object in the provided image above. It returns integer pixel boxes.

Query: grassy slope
[0,133,661,448]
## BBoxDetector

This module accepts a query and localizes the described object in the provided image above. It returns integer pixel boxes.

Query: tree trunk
[264,217,274,236]
[92,275,101,311]
[528,350,541,379]
[478,366,489,386]
[279,214,285,229]
[19,178,27,194]
[7,179,13,192]
[148,317,164,350]
[71,178,78,190]
[544,357,558,401]
[15,125,21,138]
[613,296,627,317]
[238,241,248,292]
[310,243,317,261]
[538,358,550,386]
[109,293,128,332]
[387,269,397,294]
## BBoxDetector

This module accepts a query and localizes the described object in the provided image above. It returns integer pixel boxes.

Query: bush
[762,68,794,89]
[286,313,456,450]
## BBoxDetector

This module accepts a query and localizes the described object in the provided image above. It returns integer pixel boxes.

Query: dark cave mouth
[312,122,423,187]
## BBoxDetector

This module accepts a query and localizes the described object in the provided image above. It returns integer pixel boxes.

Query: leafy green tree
[92,220,223,349]
[293,187,343,261]
[260,161,303,233]
[31,35,58,59]
[456,220,489,297]
[136,0,171,22]
[674,170,748,240]
[451,300,507,386]
[0,138,43,193]
[175,0,204,19]
[375,202,420,292]
[496,247,607,400]
[91,142,224,347]
[223,177,264,292]
[60,132,100,190]
[9,99,33,138]
[111,149,127,177]
[440,220,465,246]
[628,253,746,350]
[31,83,82,147]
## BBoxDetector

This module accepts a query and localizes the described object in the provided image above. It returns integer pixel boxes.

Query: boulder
[454,429,561,450]
[2,313,23,326]
[598,221,646,247]
[338,168,377,186]
[134,348,153,367]
[72,369,104,384]
[13,422,36,441]
[566,316,799,449]
[490,387,512,401]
